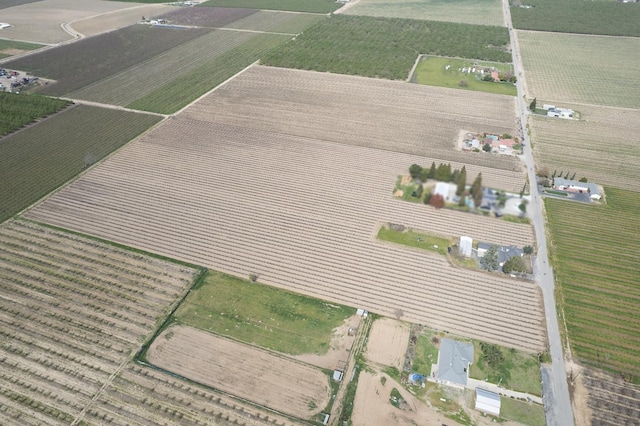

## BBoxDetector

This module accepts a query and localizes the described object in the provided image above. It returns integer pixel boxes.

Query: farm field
[156,5,257,27]
[0,39,43,60]
[201,0,341,14]
[343,0,504,27]
[0,218,198,424]
[517,30,640,109]
[0,0,148,44]
[510,0,640,37]
[182,66,522,175]
[172,270,354,355]
[222,10,325,33]
[0,0,40,9]
[412,56,517,96]
[0,104,161,223]
[364,318,410,370]
[24,67,545,353]
[69,3,173,37]
[262,15,511,80]
[4,24,211,96]
[530,104,640,193]
[582,367,640,425]
[147,326,331,419]
[0,93,70,136]
[545,189,640,378]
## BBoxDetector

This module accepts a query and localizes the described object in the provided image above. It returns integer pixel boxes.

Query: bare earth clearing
[365,318,410,370]
[147,326,331,419]
[25,66,544,353]
[352,371,445,426]
[531,104,640,192]
[0,0,149,44]
[70,4,173,38]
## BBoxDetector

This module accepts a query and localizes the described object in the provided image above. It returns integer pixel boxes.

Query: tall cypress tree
[456,166,467,196]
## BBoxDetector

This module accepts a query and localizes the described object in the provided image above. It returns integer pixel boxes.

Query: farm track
[26,68,545,352]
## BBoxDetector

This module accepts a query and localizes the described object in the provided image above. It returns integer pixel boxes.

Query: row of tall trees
[409,163,484,208]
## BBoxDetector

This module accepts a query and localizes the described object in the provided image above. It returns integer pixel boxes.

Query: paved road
[500,1,575,425]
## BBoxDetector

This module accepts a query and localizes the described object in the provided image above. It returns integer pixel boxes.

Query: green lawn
[0,39,43,52]
[344,0,504,27]
[411,331,440,375]
[262,15,511,80]
[470,340,542,395]
[172,270,355,355]
[499,398,545,426]
[377,225,450,256]
[546,188,640,380]
[201,0,341,13]
[511,0,640,37]
[413,56,516,95]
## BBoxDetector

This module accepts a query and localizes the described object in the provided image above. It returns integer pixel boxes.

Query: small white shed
[459,236,473,257]
[475,388,501,416]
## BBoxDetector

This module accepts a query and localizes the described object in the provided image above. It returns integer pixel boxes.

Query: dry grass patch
[69,4,172,37]
[365,318,410,370]
[518,30,640,108]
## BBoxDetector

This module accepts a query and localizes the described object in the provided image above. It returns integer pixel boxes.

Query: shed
[475,388,501,415]
[459,236,473,257]
[437,339,474,387]
[333,370,344,382]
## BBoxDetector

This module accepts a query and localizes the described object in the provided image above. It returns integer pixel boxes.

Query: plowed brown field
[25,66,544,353]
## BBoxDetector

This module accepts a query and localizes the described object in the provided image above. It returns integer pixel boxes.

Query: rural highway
[501,1,576,425]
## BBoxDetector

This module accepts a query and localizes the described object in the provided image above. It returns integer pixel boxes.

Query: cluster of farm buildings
[463,132,519,155]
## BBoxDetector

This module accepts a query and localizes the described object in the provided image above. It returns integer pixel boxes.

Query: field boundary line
[208,26,297,36]
[515,28,640,40]
[171,60,260,116]
[59,98,168,117]
[406,53,422,82]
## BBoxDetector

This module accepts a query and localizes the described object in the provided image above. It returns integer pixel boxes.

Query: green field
[201,0,341,13]
[511,0,640,37]
[224,10,325,33]
[344,0,504,26]
[0,39,43,56]
[172,270,355,355]
[518,31,640,109]
[411,331,440,375]
[262,15,511,80]
[546,188,640,380]
[499,398,545,426]
[413,56,516,96]
[377,225,450,256]
[0,105,161,223]
[470,340,542,395]
[127,33,290,114]
[0,93,70,136]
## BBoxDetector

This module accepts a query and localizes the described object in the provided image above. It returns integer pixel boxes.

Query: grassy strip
[543,189,568,196]
[0,93,71,136]
[0,39,43,51]
[127,33,289,114]
[500,397,545,426]
[410,332,439,375]
[377,225,450,256]
[413,56,516,96]
[546,188,640,380]
[511,0,640,37]
[0,105,161,223]
[262,15,511,80]
[201,0,340,14]
[172,270,355,355]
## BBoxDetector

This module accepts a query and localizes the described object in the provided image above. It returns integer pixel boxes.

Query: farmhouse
[475,388,501,416]
[553,177,601,200]
[435,338,474,387]
[477,243,523,266]
[542,104,574,119]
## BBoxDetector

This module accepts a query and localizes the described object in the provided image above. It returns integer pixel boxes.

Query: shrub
[429,194,445,209]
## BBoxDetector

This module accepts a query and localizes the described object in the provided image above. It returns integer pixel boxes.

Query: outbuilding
[459,236,473,257]
[475,388,501,416]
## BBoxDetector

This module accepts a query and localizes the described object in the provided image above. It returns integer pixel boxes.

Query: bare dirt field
[531,104,640,193]
[581,367,640,426]
[365,318,410,370]
[352,371,446,426]
[69,4,173,38]
[147,325,331,420]
[0,0,149,44]
[25,66,545,353]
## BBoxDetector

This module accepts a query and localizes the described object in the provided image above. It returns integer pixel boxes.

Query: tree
[419,167,430,183]
[423,192,432,205]
[428,162,436,179]
[480,342,504,367]
[529,98,537,111]
[458,80,468,87]
[518,200,528,217]
[471,173,483,208]
[570,172,576,180]
[579,177,588,183]
[429,194,445,209]
[456,166,467,196]
[458,193,467,207]
[502,256,526,274]
[482,143,492,152]
[564,171,570,179]
[413,184,423,199]
[434,163,451,181]
[523,245,533,255]
[480,245,499,271]
[409,164,422,180]
[496,191,508,208]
